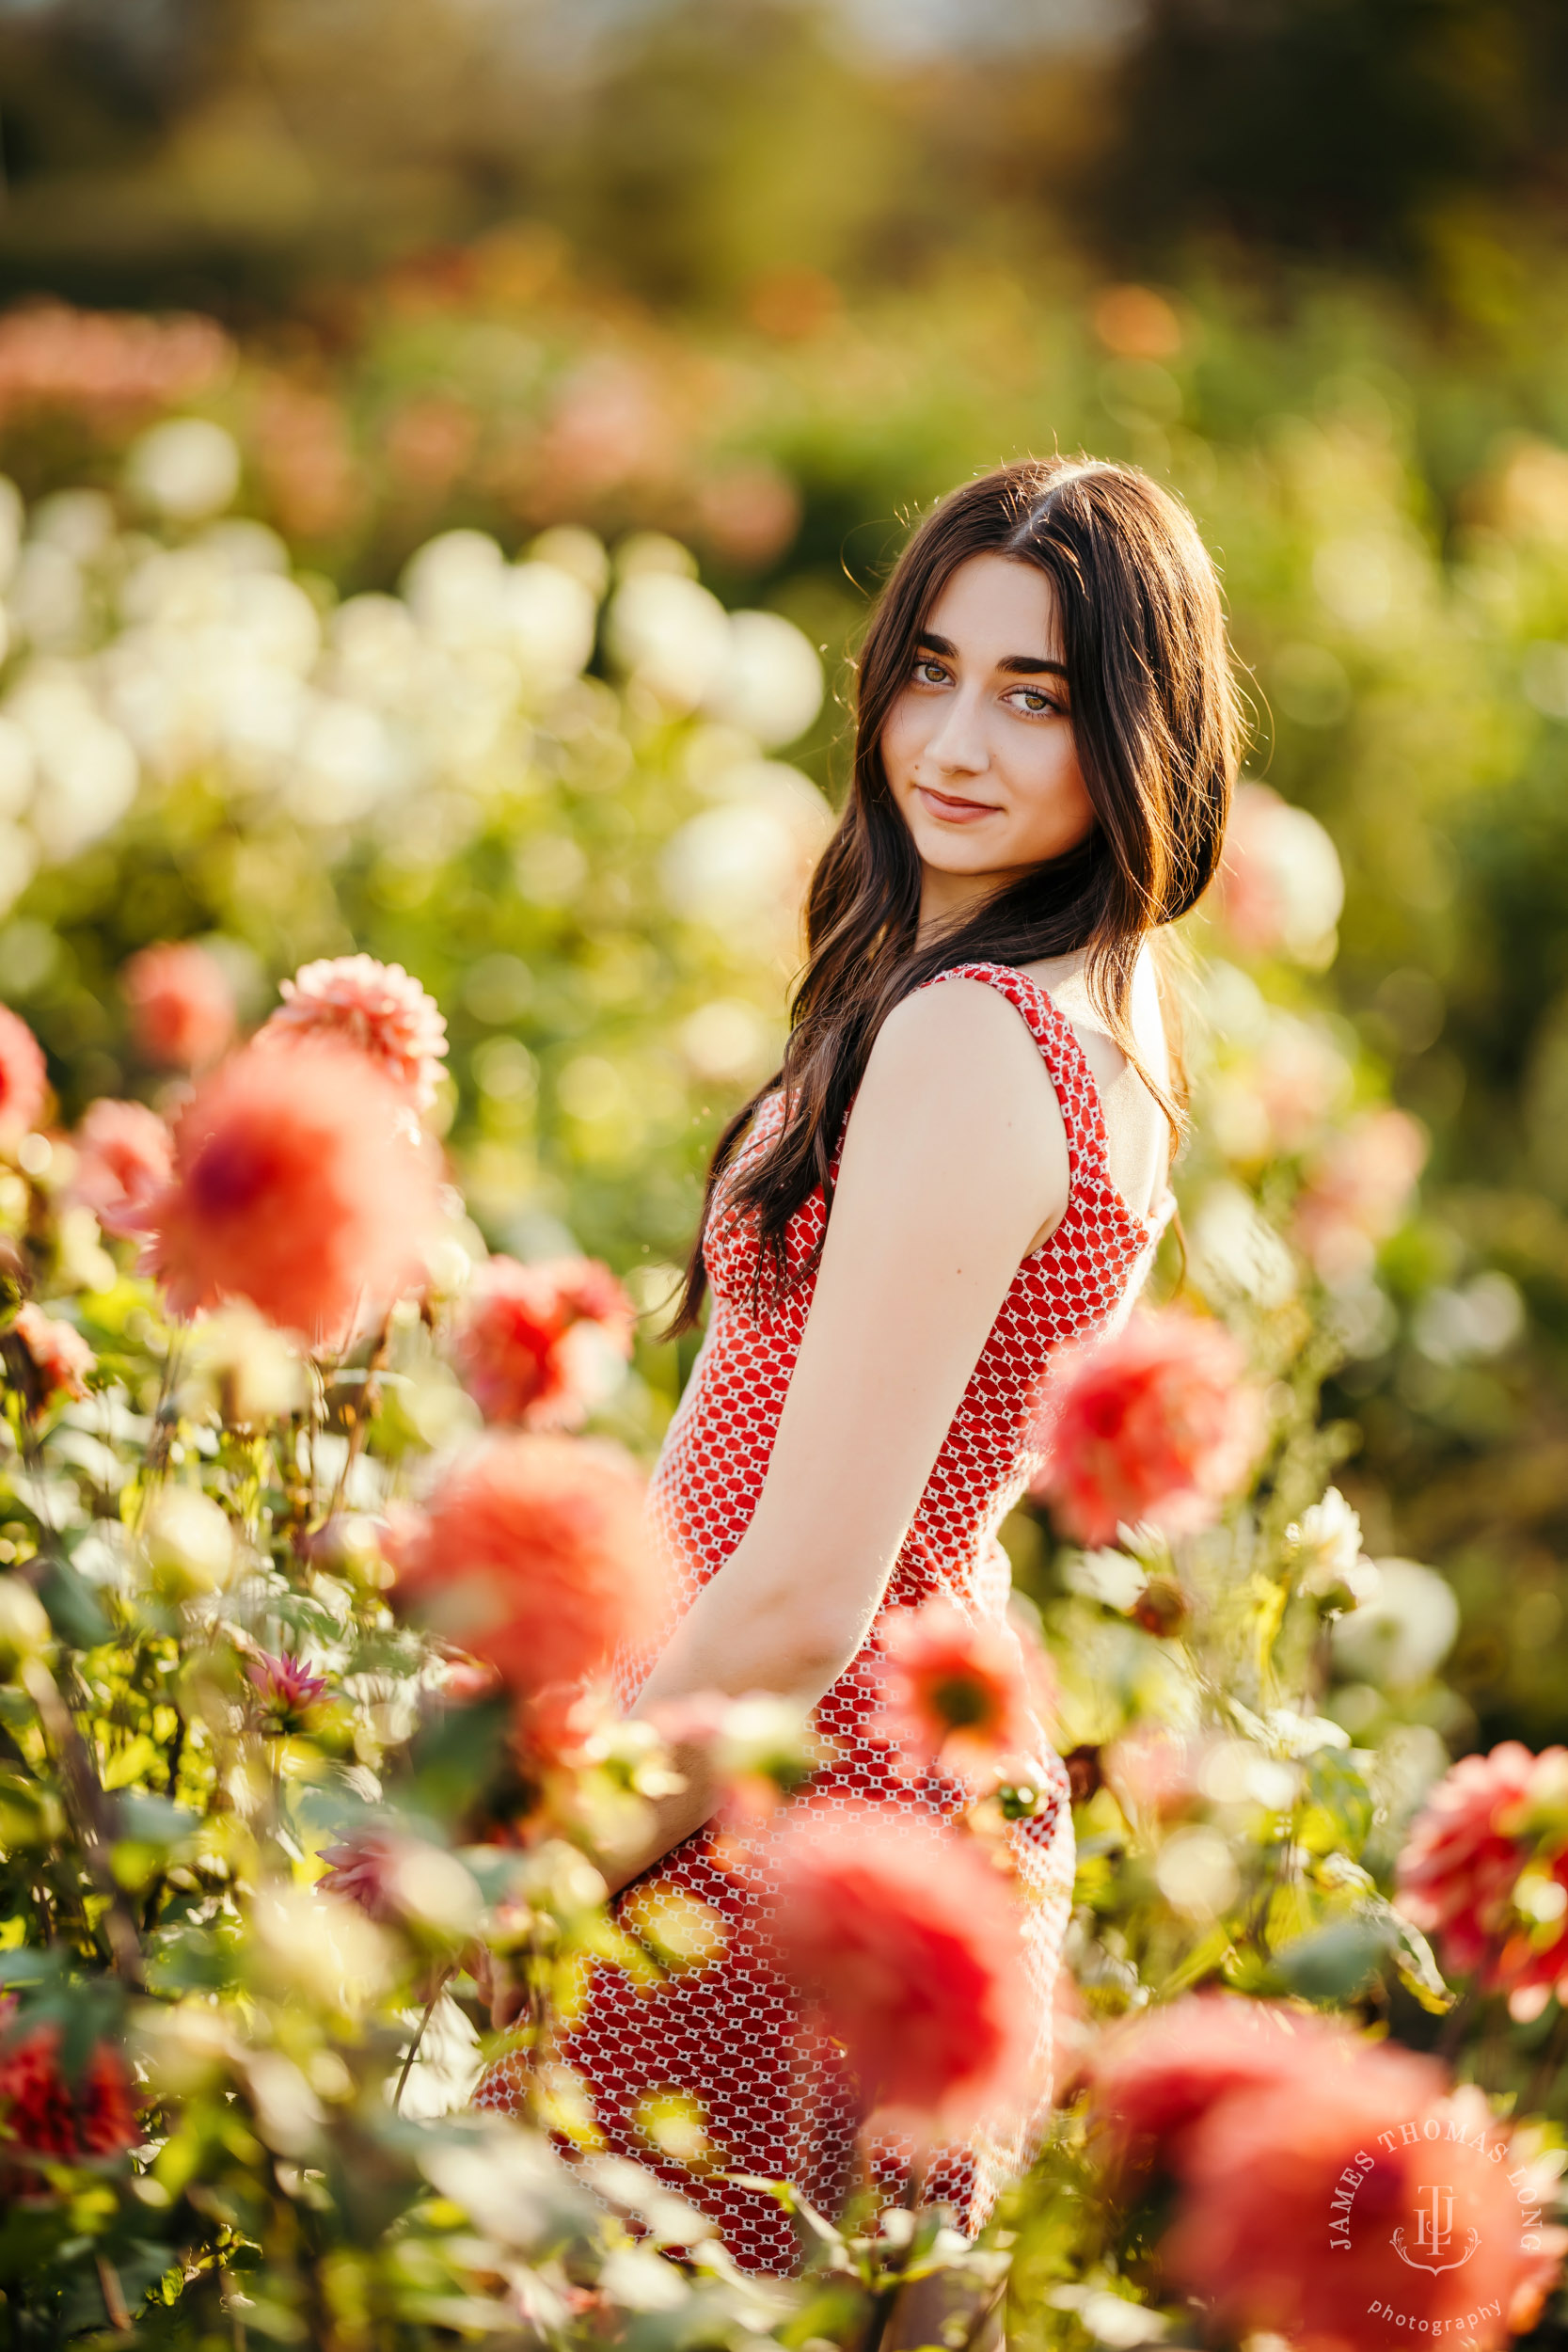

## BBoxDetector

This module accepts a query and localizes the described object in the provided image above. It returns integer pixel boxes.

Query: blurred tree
[529,0,927,308]
[9,0,1568,319]
[1086,0,1568,275]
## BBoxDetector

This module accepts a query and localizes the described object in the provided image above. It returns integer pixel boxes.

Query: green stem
[393,1984,444,2112]
[325,1316,391,1525]
[957,2269,1009,2352]
[1523,2000,1568,2115]
[22,1660,145,1989]
[862,2155,928,2352]
[96,2252,132,2333]
[138,1333,187,1498]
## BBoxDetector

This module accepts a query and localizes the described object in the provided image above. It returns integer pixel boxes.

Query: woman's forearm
[638,1526,880,1719]
[598,1731,725,1897]
[596,1547,875,1897]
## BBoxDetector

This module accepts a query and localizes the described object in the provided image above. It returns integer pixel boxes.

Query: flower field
[0,261,1562,2349]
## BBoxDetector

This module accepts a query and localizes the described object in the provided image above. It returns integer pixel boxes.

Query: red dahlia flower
[452,1254,635,1428]
[0,1007,46,1146]
[1083,1992,1568,2349]
[1084,1990,1349,2180]
[122,941,236,1070]
[768,1799,1033,2140]
[67,1097,172,1235]
[1033,1307,1262,1547]
[868,1598,1039,1791]
[1166,2058,1564,2352]
[1395,1740,1568,2022]
[0,2001,138,2161]
[137,1039,444,1345]
[384,1433,659,1704]
[9,1302,93,1405]
[261,954,449,1112]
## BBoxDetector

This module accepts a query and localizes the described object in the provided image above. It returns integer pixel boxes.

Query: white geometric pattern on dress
[475,961,1174,2273]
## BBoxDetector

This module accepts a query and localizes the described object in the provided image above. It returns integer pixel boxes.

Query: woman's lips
[914,783,997,824]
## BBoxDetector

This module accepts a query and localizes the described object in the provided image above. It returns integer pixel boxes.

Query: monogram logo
[1391,2184,1481,2275]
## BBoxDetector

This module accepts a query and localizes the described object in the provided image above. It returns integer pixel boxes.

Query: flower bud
[139,1487,234,1601]
[135,1998,237,2099]
[0,1578,50,1677]
[250,1882,393,2012]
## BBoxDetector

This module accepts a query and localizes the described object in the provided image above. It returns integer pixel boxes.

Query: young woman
[476,456,1239,2276]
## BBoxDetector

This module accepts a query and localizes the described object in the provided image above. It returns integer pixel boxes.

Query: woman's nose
[922,689,989,773]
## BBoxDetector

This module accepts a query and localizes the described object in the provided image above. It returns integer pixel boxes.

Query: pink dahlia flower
[384,1433,660,1703]
[1293,1106,1427,1284]
[1249,1020,1352,1156]
[452,1254,635,1428]
[1032,1308,1263,1547]
[1210,780,1344,964]
[316,1829,481,1957]
[867,1598,1039,1791]
[1101,1722,1202,1825]
[137,1039,444,1345]
[1164,2056,1565,2352]
[1395,1740,1568,2020]
[122,941,236,1070]
[67,1097,173,1235]
[261,955,448,1112]
[767,1798,1033,2140]
[0,1008,46,1147]
[9,1302,93,1404]
[314,1830,455,1926]
[315,1831,406,1924]
[246,1649,329,1724]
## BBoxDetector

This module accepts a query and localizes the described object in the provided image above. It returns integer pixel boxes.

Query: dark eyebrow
[917,631,1068,678]
[999,654,1069,678]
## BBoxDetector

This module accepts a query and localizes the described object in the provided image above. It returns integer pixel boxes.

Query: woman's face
[879,552,1096,924]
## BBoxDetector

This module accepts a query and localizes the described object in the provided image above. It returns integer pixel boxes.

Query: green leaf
[0,1940,66,1983]
[36,1554,112,1651]
[722,2175,847,2253]
[1364,1896,1457,2014]
[118,1791,198,1847]
[102,1733,161,1791]
[1161,1922,1235,1997]
[405,1694,508,1825]
[1273,1893,1456,2013]
[1273,1916,1386,2001]
[1297,1750,1374,1856]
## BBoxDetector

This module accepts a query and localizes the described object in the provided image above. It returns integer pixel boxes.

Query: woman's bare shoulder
[1019,943,1170,1213]
[849,976,1070,1237]
[870,972,1063,1104]
[1019,944,1167,1092]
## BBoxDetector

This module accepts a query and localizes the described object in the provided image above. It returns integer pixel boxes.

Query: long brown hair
[671,455,1242,1331]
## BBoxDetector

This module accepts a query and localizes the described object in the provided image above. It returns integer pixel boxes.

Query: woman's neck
[914,862,1032,945]
[1019,943,1092,993]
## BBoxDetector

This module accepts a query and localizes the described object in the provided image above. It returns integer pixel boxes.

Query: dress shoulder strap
[909,959,1118,1202]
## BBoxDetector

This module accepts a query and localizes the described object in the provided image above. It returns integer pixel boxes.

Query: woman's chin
[911,826,1008,874]
[917,842,1027,888]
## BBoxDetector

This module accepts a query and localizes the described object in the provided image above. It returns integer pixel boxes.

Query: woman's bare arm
[599,977,1070,1895]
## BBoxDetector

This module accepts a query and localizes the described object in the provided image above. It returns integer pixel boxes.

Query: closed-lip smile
[914,783,996,822]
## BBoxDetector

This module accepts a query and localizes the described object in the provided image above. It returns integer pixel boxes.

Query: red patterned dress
[475,961,1174,2272]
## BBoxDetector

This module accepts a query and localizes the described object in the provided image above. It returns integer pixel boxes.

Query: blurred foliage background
[0,0,1564,1763]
